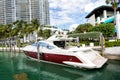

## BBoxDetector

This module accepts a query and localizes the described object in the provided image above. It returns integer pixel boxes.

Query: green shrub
[105,40,120,47]
[90,23,115,37]
[68,40,99,46]
[69,32,100,40]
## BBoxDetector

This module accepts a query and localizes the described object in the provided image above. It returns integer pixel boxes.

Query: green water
[0,52,120,80]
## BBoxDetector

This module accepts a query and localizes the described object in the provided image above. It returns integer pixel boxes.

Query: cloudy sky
[49,0,106,30]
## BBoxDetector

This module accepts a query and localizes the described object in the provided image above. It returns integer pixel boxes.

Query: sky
[49,0,106,30]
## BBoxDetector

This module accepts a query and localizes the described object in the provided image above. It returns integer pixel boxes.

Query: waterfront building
[0,0,50,25]
[86,5,120,39]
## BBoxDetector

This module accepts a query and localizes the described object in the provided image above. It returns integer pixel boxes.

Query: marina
[0,1,120,80]
[0,51,120,80]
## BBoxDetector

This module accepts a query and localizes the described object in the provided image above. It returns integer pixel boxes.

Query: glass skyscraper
[0,0,50,25]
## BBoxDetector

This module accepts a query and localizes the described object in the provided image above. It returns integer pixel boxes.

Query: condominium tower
[0,0,50,25]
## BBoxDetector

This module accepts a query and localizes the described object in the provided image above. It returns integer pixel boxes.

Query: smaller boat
[23,33,107,69]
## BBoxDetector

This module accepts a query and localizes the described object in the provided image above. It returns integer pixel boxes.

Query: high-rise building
[0,0,50,25]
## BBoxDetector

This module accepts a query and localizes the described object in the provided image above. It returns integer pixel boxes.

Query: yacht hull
[24,51,82,64]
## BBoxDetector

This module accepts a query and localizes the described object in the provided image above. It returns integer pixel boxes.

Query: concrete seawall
[104,47,120,60]
[0,47,23,53]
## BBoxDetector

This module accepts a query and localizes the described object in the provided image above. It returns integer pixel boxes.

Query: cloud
[84,0,106,12]
[49,0,106,29]
[69,24,79,32]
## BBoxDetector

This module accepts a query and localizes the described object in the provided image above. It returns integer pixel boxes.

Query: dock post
[37,43,40,62]
[100,33,105,56]
[10,47,13,58]
[2,41,4,52]
[10,43,14,58]
[5,42,6,52]
[77,37,80,47]
[3,42,5,51]
[101,43,105,56]
[13,43,15,53]
[10,50,13,58]
[19,42,20,53]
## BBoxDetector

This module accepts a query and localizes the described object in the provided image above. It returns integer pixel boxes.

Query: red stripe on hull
[24,51,37,58]
[42,53,82,63]
[24,51,82,64]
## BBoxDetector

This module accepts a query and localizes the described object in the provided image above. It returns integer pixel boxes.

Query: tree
[74,23,93,33]
[31,19,40,41]
[13,20,26,38]
[25,23,34,42]
[6,24,13,50]
[106,0,120,38]
[43,29,51,39]
[31,19,40,30]
[106,0,120,18]
[90,23,114,37]
[6,24,13,38]
[38,29,43,37]
[13,20,26,49]
[0,25,5,38]
[0,25,7,49]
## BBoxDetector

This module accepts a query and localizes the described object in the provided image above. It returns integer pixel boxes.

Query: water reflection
[100,60,120,80]
[0,52,120,80]
[18,57,106,80]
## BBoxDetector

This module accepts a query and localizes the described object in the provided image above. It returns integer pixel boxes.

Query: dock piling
[37,43,40,62]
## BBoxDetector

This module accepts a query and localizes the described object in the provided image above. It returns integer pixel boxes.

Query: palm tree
[0,25,4,38]
[106,0,120,38]
[43,29,51,39]
[20,21,28,43]
[25,23,34,43]
[0,25,6,50]
[106,0,120,21]
[13,20,26,52]
[31,19,40,42]
[38,29,43,37]
[4,24,12,51]
[6,24,13,51]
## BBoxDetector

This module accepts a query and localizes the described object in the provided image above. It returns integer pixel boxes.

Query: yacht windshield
[32,42,55,49]
[32,43,37,46]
